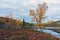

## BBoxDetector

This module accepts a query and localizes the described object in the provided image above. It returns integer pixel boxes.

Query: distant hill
[0,17,22,30]
[54,21,60,26]
[45,20,60,27]
[51,20,60,27]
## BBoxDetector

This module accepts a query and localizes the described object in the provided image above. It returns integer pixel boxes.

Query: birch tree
[29,2,48,28]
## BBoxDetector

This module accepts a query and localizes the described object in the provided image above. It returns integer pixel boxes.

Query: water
[42,29,60,38]
[34,29,60,38]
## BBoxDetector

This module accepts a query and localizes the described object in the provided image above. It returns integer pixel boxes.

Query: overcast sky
[0,0,60,23]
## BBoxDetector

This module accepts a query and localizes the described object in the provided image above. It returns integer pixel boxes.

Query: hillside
[0,28,59,40]
[45,20,60,27]
[0,17,22,30]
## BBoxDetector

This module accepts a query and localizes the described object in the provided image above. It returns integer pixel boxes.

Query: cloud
[0,0,18,9]
[22,0,37,7]
[0,0,60,22]
[0,4,16,9]
[43,0,60,4]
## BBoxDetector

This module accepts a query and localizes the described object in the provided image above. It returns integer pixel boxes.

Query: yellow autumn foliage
[16,19,22,26]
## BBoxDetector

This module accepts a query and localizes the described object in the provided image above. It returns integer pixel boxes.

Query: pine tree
[22,19,25,28]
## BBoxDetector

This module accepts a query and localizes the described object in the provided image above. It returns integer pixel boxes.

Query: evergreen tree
[23,19,25,26]
[22,19,25,28]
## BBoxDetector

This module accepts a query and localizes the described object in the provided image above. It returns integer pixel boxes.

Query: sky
[0,0,60,23]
